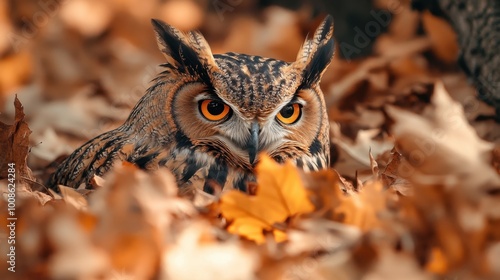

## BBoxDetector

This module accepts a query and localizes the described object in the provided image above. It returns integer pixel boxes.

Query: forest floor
[1,0,500,279]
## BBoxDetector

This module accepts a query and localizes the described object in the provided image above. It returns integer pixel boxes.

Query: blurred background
[0,0,497,181]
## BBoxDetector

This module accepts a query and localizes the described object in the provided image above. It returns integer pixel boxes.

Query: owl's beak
[247,122,259,165]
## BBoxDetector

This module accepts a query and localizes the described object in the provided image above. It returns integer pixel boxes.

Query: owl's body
[48,17,335,194]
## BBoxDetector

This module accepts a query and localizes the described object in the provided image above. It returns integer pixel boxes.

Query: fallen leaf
[220,154,314,243]
[380,148,413,196]
[59,185,88,211]
[162,221,258,280]
[60,0,113,37]
[334,180,386,231]
[332,127,393,181]
[0,97,36,189]
[0,0,13,56]
[363,246,433,280]
[90,174,106,189]
[89,164,173,279]
[0,51,32,97]
[160,0,204,31]
[386,82,500,201]
[425,247,448,274]
[387,5,420,41]
[369,150,380,179]
[422,11,459,63]
[48,213,111,279]
[285,219,361,256]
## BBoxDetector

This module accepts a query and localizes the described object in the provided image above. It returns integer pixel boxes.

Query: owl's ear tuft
[295,15,335,87]
[301,37,335,87]
[151,19,215,83]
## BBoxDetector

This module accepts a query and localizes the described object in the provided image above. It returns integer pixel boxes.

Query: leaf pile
[1,1,500,279]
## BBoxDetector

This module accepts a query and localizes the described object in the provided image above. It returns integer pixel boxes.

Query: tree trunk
[413,0,500,121]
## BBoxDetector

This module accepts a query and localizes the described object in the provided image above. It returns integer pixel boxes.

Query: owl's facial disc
[198,98,259,164]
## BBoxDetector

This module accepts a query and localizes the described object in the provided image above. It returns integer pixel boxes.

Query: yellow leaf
[255,155,315,218]
[220,155,314,243]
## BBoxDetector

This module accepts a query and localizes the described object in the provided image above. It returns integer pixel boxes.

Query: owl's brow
[193,91,224,102]
[289,94,306,105]
[274,90,307,110]
[265,97,306,122]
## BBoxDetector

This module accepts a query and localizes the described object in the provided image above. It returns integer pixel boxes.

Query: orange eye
[199,99,231,121]
[277,103,302,124]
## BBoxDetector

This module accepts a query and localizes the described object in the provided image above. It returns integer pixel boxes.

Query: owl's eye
[276,103,302,124]
[199,99,231,121]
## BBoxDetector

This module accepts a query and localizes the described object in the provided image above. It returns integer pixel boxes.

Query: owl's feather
[151,19,214,84]
[295,15,334,64]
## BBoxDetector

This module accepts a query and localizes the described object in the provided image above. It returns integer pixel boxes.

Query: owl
[48,16,335,195]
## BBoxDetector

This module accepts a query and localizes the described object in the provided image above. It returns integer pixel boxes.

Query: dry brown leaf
[493,145,500,175]
[387,6,420,41]
[302,165,385,231]
[422,11,459,63]
[486,242,500,275]
[90,174,106,189]
[160,0,204,31]
[363,247,433,280]
[0,51,32,97]
[162,221,258,280]
[327,57,389,106]
[334,180,386,231]
[0,97,36,189]
[216,7,303,61]
[369,150,380,179]
[60,0,113,37]
[89,164,171,278]
[48,213,111,279]
[389,55,429,78]
[19,88,127,140]
[386,82,500,201]
[285,219,361,256]
[28,190,53,205]
[374,36,431,59]
[399,183,489,274]
[332,126,393,180]
[0,0,13,55]
[59,185,88,211]
[367,70,390,91]
[355,107,386,129]
[380,148,413,196]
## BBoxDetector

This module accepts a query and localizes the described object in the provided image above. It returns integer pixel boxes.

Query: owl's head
[151,16,334,171]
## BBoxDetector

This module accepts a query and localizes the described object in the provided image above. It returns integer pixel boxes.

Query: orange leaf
[220,155,314,243]
[425,247,448,274]
[334,180,385,231]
